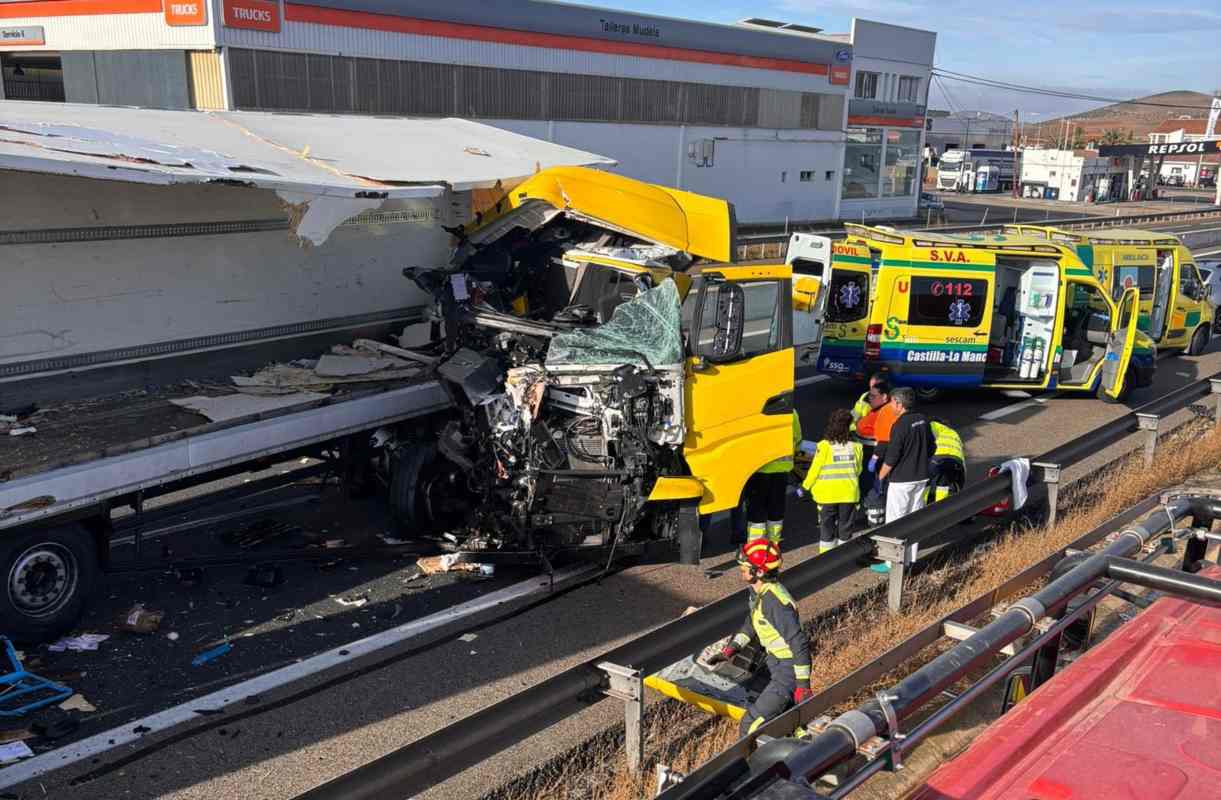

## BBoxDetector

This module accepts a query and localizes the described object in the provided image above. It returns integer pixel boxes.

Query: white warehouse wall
[486,119,844,224]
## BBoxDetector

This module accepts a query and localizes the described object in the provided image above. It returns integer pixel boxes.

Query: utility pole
[1013,109,1021,198]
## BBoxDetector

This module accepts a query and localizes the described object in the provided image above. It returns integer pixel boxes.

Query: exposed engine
[389,213,692,554]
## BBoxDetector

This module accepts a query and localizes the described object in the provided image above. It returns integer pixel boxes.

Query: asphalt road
[5,238,1220,800]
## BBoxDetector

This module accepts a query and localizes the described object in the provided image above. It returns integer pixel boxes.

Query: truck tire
[0,524,99,643]
[388,443,436,535]
[1187,327,1209,356]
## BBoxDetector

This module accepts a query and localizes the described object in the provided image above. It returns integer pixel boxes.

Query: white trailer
[0,103,613,639]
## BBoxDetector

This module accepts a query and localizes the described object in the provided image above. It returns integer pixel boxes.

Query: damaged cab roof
[494,167,737,263]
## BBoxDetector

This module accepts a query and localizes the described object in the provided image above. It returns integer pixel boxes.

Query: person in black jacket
[877,387,934,524]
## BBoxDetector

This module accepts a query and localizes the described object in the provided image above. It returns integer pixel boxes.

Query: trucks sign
[222,0,281,31]
[164,0,207,26]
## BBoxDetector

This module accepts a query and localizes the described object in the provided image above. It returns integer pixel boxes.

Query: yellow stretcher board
[644,673,748,721]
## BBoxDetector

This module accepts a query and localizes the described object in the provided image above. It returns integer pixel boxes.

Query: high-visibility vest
[803,440,863,504]
[749,583,809,681]
[849,391,871,433]
[930,421,964,464]
[759,413,803,474]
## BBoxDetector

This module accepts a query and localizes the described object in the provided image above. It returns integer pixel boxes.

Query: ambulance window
[826,272,870,323]
[909,277,988,328]
[1113,265,1154,298]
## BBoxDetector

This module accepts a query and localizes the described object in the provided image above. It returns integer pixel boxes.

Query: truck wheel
[0,525,99,643]
[1187,327,1209,356]
[388,443,435,534]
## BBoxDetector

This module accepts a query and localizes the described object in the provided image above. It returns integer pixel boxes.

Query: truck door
[683,265,793,514]
[1101,287,1140,400]
[786,233,831,370]
[888,246,995,390]
[1148,249,1177,342]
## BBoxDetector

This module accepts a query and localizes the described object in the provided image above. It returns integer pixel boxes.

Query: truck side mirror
[707,283,745,362]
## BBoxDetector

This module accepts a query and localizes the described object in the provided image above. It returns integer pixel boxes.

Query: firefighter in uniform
[927,419,965,504]
[741,412,803,546]
[707,539,812,735]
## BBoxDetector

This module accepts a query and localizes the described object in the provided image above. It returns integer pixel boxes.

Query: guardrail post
[1033,462,1062,528]
[1211,380,1221,430]
[871,535,917,612]
[1135,412,1160,467]
[599,662,644,776]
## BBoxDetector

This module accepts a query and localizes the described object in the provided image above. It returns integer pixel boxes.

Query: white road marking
[0,563,599,791]
[979,396,1047,421]
[796,374,830,387]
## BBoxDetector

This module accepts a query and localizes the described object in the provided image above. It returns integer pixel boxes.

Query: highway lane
[10,240,1221,800]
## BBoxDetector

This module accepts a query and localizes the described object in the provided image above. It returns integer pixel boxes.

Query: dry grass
[491,420,1221,800]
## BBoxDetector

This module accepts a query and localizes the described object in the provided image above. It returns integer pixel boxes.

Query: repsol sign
[1099,141,1221,158]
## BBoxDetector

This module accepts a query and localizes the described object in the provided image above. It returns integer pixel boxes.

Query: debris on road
[117,605,164,634]
[458,633,478,643]
[48,634,109,653]
[0,730,31,745]
[416,554,486,576]
[169,392,329,422]
[333,595,369,608]
[58,694,96,713]
[166,632,180,642]
[6,426,36,437]
[0,741,34,763]
[30,715,78,741]
[192,643,233,667]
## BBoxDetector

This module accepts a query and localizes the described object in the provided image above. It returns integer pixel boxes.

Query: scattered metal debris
[47,634,108,653]
[192,643,232,667]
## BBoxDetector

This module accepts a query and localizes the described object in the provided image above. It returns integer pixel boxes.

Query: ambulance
[786,233,874,380]
[1003,226,1213,355]
[843,224,1157,401]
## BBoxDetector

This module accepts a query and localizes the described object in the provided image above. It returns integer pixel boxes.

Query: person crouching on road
[877,387,934,524]
[707,539,812,736]
[801,409,863,553]
[927,418,965,504]
[741,411,803,546]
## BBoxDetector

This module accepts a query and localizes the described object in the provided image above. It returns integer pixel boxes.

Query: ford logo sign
[834,48,852,62]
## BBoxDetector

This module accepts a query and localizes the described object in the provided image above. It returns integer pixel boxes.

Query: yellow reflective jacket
[731,581,811,688]
[930,421,964,464]
[802,440,863,504]
[758,412,803,475]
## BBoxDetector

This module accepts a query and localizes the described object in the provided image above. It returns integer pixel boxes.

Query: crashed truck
[0,102,797,639]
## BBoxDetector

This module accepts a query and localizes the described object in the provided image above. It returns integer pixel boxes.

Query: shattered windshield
[546,278,683,368]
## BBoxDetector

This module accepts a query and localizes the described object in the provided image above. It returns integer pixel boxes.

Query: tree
[1100,129,1129,145]
[1071,127,1087,150]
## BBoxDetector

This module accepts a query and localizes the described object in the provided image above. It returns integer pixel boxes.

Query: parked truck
[0,104,796,640]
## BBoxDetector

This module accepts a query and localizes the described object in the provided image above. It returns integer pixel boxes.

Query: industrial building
[0,1,935,224]
[925,110,1014,154]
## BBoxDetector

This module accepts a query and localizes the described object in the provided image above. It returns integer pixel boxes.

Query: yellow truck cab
[414,166,793,564]
[785,233,874,379]
[1004,225,1213,355]
[844,224,1156,400]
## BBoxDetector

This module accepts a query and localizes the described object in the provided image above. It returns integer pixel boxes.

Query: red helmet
[738,538,782,575]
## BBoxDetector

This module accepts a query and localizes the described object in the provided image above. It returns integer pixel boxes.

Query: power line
[932,73,961,115]
[932,68,1219,112]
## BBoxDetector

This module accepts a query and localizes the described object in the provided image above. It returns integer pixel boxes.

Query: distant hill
[1024,91,1214,147]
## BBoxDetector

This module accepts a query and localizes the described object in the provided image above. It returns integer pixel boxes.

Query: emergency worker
[801,409,863,552]
[742,411,802,546]
[707,539,812,735]
[927,418,965,504]
[850,373,888,434]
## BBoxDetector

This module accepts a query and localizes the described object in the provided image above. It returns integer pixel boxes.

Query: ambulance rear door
[817,241,872,377]
[1101,287,1140,400]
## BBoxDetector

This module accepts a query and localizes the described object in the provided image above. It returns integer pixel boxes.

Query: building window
[854,71,879,100]
[897,76,921,103]
[800,170,815,182]
[882,129,921,197]
[842,127,883,199]
[825,170,835,181]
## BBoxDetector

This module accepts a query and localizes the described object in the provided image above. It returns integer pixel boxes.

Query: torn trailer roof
[0,101,616,196]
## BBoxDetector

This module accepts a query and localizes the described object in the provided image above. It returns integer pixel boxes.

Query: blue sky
[592,0,1221,118]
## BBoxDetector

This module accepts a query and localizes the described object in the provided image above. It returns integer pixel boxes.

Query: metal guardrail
[736,204,1221,247]
[291,372,1221,800]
